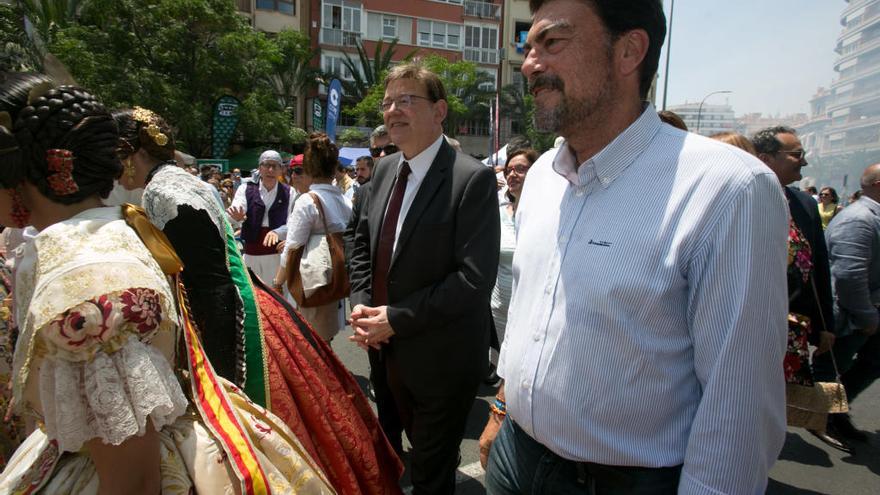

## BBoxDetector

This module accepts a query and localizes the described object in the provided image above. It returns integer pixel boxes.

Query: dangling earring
[10,188,30,228]
[124,157,136,186]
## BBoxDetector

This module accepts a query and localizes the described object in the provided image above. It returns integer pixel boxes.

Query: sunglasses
[370,144,399,157]
[291,167,304,176]
[505,164,531,175]
[779,150,806,160]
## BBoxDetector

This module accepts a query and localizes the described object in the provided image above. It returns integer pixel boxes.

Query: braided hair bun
[304,132,339,180]
[113,107,175,162]
[0,71,121,203]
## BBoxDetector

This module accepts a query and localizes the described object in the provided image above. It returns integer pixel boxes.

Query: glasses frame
[380,94,433,112]
[778,149,806,160]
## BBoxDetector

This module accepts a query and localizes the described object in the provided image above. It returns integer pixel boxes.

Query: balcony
[464,0,501,20]
[320,28,361,47]
[464,47,498,65]
[827,114,880,133]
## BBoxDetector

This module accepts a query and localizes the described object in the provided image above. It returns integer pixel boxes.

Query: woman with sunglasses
[818,186,843,230]
[113,108,404,495]
[489,149,539,377]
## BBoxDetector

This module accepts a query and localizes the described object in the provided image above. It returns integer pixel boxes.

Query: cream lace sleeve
[36,288,188,453]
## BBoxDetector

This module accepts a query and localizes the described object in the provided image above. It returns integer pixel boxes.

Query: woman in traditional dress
[113,108,402,495]
[0,72,333,494]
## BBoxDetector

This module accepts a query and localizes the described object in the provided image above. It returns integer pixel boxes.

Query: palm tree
[16,0,86,47]
[339,38,417,102]
[265,30,322,126]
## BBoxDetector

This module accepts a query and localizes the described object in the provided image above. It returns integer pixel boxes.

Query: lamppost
[661,0,675,111]
[696,90,732,134]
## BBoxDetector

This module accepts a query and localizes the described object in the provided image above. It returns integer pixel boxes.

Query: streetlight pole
[696,90,732,135]
[661,0,675,111]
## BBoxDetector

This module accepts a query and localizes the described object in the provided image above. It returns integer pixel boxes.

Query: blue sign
[325,79,343,143]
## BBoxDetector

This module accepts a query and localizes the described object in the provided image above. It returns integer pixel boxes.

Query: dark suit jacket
[344,181,371,272]
[349,139,500,392]
[786,187,835,340]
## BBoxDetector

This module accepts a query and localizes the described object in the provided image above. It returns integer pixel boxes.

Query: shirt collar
[552,103,662,188]
[309,183,338,193]
[397,134,446,182]
[260,180,277,194]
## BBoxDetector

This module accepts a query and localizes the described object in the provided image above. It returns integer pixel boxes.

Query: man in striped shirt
[478,1,789,494]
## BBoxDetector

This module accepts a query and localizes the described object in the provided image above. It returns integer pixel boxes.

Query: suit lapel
[391,140,454,268]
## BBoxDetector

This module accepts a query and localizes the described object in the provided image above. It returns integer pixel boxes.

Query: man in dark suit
[349,63,500,494]
[754,126,840,448]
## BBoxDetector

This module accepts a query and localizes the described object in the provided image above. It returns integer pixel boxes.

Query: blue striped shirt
[497,106,789,494]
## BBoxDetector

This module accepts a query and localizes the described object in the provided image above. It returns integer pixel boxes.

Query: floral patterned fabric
[786,219,815,386]
[0,254,24,469]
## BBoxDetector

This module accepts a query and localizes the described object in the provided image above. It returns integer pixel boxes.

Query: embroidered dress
[0,254,24,468]
[0,207,333,494]
[143,164,403,495]
[786,218,815,386]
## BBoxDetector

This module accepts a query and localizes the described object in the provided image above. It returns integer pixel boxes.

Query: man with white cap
[228,149,292,284]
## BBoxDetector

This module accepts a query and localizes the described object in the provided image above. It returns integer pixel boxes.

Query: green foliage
[339,38,417,103]
[45,0,303,156]
[0,3,42,71]
[265,29,321,118]
[338,127,367,146]
[290,127,308,145]
[344,81,385,128]
[500,83,555,153]
[421,55,493,138]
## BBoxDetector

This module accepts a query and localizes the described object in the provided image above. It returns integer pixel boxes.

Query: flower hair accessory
[132,106,169,147]
[46,148,79,195]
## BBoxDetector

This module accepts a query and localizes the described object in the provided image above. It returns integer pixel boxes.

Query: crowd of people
[0,0,877,494]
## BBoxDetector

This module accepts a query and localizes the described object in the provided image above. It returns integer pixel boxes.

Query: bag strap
[309,191,332,238]
[809,277,843,382]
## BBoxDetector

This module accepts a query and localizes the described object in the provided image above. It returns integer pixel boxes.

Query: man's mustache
[528,74,564,94]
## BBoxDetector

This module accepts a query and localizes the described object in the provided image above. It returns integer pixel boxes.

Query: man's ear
[434,99,448,125]
[616,29,649,80]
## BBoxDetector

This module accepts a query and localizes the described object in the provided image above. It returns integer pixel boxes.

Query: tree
[339,38,417,103]
[0,3,42,71]
[16,0,87,48]
[265,29,321,124]
[499,83,555,152]
[338,128,367,147]
[46,0,299,156]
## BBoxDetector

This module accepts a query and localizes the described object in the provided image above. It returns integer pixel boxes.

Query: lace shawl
[142,164,227,238]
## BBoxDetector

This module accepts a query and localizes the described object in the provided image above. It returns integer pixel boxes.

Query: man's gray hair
[371,125,388,140]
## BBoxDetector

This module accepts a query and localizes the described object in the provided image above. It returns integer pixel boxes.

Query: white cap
[259,150,283,165]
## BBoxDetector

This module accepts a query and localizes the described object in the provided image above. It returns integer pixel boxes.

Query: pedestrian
[813,163,880,452]
[227,150,291,285]
[349,62,500,494]
[479,1,789,493]
[818,187,843,229]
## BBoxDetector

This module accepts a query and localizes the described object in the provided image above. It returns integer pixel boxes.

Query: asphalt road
[331,331,880,494]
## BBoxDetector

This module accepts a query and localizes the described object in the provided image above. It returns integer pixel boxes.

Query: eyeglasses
[260,162,281,170]
[291,167,304,176]
[779,150,807,160]
[380,94,433,112]
[370,144,399,156]
[819,193,831,197]
[505,164,531,175]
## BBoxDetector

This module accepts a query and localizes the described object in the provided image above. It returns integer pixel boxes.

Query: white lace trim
[38,336,188,453]
[143,165,226,238]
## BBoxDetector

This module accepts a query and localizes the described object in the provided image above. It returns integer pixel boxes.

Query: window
[418,20,462,50]
[464,24,498,64]
[321,53,359,82]
[382,17,397,39]
[322,0,361,32]
[256,0,295,15]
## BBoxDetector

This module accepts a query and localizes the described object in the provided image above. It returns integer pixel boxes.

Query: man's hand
[814,330,836,356]
[349,304,394,350]
[263,230,280,247]
[227,205,246,222]
[479,411,503,469]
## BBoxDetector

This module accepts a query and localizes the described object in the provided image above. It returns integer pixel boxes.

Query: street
[331,330,880,495]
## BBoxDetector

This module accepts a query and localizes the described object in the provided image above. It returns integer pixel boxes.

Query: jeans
[485,419,681,495]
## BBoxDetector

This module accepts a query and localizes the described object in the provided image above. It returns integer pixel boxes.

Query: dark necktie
[373,161,411,306]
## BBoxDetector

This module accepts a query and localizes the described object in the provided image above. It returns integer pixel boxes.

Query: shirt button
[575,188,585,197]
[533,334,540,342]
[521,380,528,389]
[544,286,552,295]
[559,235,567,244]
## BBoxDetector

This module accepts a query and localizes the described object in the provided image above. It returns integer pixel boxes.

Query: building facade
[666,102,737,136]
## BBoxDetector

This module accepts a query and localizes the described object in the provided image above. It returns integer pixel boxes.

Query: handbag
[785,279,849,430]
[286,192,350,308]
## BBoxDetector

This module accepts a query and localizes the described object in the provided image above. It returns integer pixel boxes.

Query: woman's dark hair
[820,187,839,204]
[0,72,121,203]
[304,132,339,179]
[113,107,176,162]
[504,148,539,202]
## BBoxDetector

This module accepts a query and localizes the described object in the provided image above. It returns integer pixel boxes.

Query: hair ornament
[46,148,79,195]
[132,106,169,147]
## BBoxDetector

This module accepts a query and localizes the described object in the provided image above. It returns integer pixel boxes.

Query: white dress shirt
[497,106,789,494]
[230,175,279,227]
[387,134,445,253]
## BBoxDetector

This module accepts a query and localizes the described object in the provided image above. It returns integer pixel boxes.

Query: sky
[655,0,844,117]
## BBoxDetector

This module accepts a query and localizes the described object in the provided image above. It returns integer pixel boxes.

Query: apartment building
[666,102,737,136]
